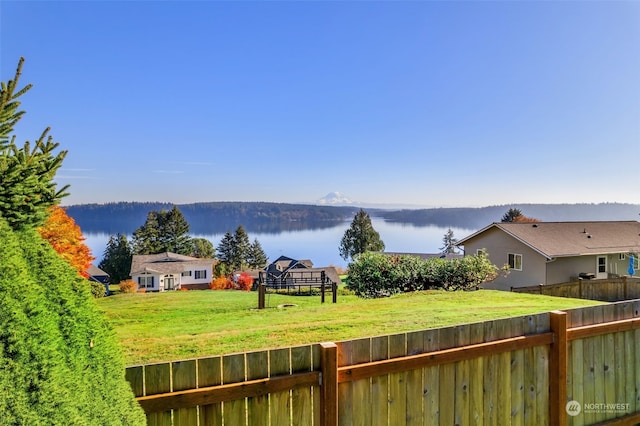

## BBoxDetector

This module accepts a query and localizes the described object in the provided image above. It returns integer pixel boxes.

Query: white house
[129,252,215,291]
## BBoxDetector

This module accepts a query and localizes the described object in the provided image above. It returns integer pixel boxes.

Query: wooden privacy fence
[126,300,640,426]
[512,277,640,302]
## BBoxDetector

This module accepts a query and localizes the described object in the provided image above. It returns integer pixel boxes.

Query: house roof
[457,221,640,259]
[129,252,215,276]
[87,264,109,277]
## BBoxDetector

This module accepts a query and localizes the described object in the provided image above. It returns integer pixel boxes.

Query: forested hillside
[65,202,640,235]
[65,202,359,234]
[379,203,640,229]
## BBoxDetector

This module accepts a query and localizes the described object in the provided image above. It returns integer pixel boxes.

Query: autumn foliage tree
[501,208,540,223]
[38,206,94,277]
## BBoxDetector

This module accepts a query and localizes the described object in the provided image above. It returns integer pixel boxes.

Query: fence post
[320,342,338,426]
[332,281,337,304]
[549,311,568,426]
[258,284,265,309]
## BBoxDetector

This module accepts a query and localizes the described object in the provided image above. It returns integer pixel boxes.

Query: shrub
[347,251,499,298]
[89,281,106,298]
[0,218,145,424]
[119,279,137,293]
[210,276,230,290]
[236,272,254,291]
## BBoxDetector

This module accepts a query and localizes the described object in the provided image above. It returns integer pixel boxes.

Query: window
[195,270,207,279]
[619,254,626,261]
[181,271,192,277]
[508,253,522,271]
[138,275,154,288]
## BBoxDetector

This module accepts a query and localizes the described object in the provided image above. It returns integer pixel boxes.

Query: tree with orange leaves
[38,206,94,277]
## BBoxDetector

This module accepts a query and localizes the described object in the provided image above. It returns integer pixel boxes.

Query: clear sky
[1,0,639,208]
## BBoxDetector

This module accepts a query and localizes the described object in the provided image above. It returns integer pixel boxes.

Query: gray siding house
[456,221,640,291]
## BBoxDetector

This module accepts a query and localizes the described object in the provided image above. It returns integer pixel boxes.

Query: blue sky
[1,1,639,207]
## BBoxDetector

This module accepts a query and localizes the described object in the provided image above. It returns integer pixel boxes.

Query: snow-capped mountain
[316,192,354,205]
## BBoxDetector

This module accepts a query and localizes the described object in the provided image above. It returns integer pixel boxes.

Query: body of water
[85,218,475,269]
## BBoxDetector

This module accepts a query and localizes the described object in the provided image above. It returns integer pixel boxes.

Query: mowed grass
[97,289,603,365]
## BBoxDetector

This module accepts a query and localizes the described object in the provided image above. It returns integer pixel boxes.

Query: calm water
[85,218,474,269]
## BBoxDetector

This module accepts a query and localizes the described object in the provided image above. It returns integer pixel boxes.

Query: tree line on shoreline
[66,201,640,236]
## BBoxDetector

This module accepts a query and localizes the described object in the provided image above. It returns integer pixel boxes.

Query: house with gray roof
[129,252,215,291]
[456,221,640,291]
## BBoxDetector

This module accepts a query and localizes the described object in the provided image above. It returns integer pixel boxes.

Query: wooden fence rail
[126,300,640,426]
[512,277,640,302]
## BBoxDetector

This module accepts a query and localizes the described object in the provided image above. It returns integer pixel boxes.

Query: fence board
[483,320,498,426]
[613,304,628,417]
[223,353,246,425]
[246,351,269,426]
[370,336,389,426]
[495,319,513,425]
[624,303,637,414]
[312,344,322,426]
[468,322,484,426]
[593,306,606,423]
[603,305,617,423]
[535,314,550,426]
[172,360,197,425]
[145,362,172,426]
[270,348,291,426]
[510,318,525,426]
[568,308,585,426]
[523,315,537,426]
[336,339,353,425]
[422,328,440,426]
[388,333,407,425]
[198,356,222,426]
[126,365,144,398]
[582,306,596,425]
[291,345,314,426]
[406,330,424,426]
[454,324,471,426]
[351,338,372,426]
[438,327,456,426]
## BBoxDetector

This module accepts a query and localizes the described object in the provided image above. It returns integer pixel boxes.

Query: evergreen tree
[0,57,69,230]
[247,238,268,269]
[0,57,144,422]
[217,231,235,265]
[162,205,192,254]
[132,206,192,255]
[99,233,133,283]
[339,209,385,261]
[501,208,523,222]
[439,228,459,254]
[233,225,251,271]
[190,237,215,258]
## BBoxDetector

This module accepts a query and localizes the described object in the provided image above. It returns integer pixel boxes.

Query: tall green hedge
[347,251,500,298]
[0,217,145,424]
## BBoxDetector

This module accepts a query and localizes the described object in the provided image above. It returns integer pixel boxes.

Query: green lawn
[97,289,603,365]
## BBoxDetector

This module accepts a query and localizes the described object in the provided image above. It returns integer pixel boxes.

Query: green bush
[90,280,107,298]
[347,251,499,298]
[0,218,145,424]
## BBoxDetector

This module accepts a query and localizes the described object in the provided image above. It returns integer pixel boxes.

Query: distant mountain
[316,192,354,206]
